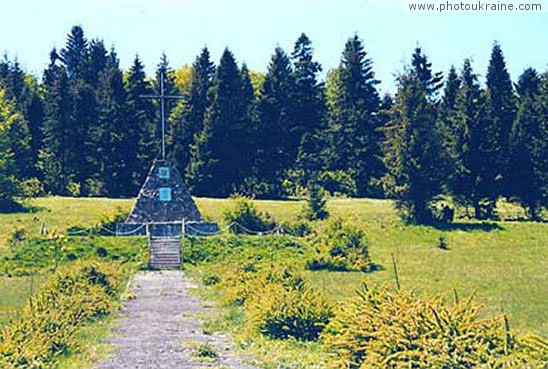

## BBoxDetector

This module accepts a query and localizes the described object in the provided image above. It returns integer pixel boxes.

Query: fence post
[181,219,186,263]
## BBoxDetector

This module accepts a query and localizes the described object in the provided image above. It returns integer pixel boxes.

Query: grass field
[0,196,546,338]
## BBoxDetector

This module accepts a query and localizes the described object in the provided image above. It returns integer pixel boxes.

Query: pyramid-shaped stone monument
[126,159,202,223]
[117,159,218,237]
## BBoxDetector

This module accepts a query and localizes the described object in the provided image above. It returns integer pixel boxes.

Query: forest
[0,25,546,223]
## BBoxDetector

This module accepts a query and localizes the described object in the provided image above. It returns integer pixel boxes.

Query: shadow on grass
[0,199,43,214]
[430,222,503,232]
[307,262,385,274]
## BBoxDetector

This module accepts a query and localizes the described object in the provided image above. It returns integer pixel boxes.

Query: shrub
[322,283,548,369]
[318,170,357,197]
[0,261,124,368]
[306,218,373,272]
[203,274,221,286]
[245,268,333,341]
[438,236,449,250]
[19,178,45,198]
[224,196,276,234]
[301,183,329,221]
[97,207,129,235]
[193,343,219,359]
[66,181,81,197]
[7,227,27,250]
[83,178,105,197]
[280,219,312,237]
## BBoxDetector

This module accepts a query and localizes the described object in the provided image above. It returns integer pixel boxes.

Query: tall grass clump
[0,261,125,368]
[322,283,548,368]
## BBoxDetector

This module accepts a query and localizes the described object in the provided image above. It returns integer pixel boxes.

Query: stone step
[150,236,181,270]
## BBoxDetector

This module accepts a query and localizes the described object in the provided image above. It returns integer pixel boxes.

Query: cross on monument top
[140,71,185,160]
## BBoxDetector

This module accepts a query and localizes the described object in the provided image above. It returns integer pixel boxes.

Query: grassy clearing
[0,196,546,367]
[194,197,547,335]
[0,197,134,250]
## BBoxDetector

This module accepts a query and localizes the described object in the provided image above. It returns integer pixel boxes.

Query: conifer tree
[155,53,178,119]
[94,50,129,197]
[188,48,251,196]
[486,42,516,190]
[508,68,547,219]
[441,65,461,117]
[59,26,89,80]
[255,47,296,196]
[447,59,501,219]
[410,46,444,99]
[125,55,157,192]
[39,50,74,194]
[383,50,445,223]
[291,34,325,176]
[170,48,214,173]
[325,35,382,196]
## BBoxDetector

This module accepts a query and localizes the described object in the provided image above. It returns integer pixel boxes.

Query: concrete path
[97,271,258,369]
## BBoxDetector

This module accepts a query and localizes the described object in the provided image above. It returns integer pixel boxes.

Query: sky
[0,0,547,94]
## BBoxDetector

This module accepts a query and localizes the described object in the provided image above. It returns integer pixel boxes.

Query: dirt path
[97,271,258,369]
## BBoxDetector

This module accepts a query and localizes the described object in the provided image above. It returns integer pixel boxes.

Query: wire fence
[65,221,288,237]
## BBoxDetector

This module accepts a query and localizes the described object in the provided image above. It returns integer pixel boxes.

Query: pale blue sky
[1,0,546,94]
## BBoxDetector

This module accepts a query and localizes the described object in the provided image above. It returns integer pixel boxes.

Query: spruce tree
[95,50,129,197]
[125,55,157,193]
[255,47,296,196]
[325,35,382,196]
[155,53,178,119]
[291,34,325,176]
[188,48,251,196]
[441,65,461,117]
[447,59,501,219]
[383,51,445,224]
[170,48,214,173]
[486,42,516,192]
[410,46,444,99]
[59,26,89,80]
[508,68,547,219]
[39,50,74,194]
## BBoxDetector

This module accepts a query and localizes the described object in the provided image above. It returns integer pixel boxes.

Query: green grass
[191,197,548,337]
[0,196,546,351]
[0,197,134,250]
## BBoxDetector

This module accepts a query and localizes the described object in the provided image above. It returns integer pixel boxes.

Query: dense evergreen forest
[0,26,546,223]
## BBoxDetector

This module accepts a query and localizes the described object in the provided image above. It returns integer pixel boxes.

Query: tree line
[0,25,546,222]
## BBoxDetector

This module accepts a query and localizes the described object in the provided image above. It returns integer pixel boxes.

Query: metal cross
[140,71,185,160]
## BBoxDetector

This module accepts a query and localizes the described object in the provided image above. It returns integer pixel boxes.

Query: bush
[322,283,548,369]
[203,274,221,286]
[280,219,312,237]
[0,261,125,368]
[83,178,105,197]
[66,181,81,197]
[318,170,357,197]
[7,227,28,250]
[301,183,329,221]
[245,268,333,341]
[224,196,276,234]
[19,178,45,198]
[97,207,129,234]
[306,218,373,272]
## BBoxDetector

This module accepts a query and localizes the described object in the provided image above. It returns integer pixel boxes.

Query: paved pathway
[97,271,258,369]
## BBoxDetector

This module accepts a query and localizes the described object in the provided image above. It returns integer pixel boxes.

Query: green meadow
[0,196,546,339]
